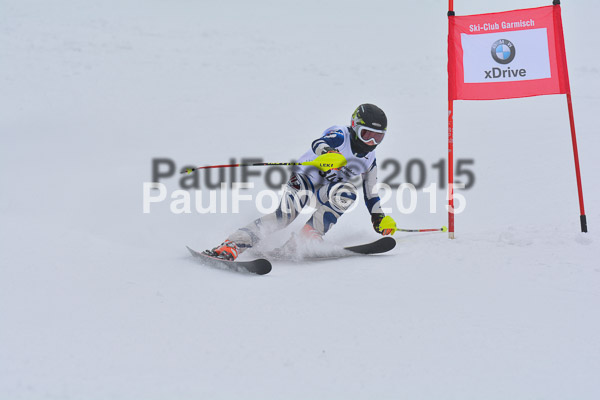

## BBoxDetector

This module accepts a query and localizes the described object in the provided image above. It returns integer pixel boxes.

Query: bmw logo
[491,39,515,64]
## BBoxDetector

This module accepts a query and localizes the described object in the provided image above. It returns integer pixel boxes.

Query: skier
[205,103,397,260]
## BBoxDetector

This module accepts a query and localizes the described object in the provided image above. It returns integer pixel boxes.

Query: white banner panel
[461,28,551,83]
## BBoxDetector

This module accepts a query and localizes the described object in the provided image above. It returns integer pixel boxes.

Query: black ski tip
[382,236,396,247]
[251,259,272,275]
[344,236,396,255]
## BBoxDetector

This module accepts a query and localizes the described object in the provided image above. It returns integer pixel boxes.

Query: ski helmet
[350,103,387,154]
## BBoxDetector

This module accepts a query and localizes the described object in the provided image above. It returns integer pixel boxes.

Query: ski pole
[397,226,448,233]
[183,161,300,174]
[181,152,347,174]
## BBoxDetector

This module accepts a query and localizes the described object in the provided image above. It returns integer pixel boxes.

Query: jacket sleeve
[362,160,384,215]
[311,129,345,155]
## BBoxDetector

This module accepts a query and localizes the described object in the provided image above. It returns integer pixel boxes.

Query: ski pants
[228,172,357,251]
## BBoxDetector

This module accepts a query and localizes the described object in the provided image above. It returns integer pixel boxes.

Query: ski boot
[299,224,324,241]
[204,239,240,261]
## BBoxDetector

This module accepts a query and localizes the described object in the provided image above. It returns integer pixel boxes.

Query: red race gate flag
[446,1,587,238]
[448,5,570,100]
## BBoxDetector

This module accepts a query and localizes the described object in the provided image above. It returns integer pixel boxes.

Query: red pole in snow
[554,0,587,232]
[566,93,587,232]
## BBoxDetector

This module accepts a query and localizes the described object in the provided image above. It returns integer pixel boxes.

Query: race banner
[446,2,587,237]
[448,5,570,100]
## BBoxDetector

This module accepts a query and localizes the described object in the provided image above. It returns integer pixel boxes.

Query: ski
[344,236,396,255]
[186,246,272,275]
[263,236,396,261]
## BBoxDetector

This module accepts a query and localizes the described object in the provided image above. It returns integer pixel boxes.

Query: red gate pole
[448,101,455,239]
[555,0,587,232]
[566,93,587,232]
[448,0,456,239]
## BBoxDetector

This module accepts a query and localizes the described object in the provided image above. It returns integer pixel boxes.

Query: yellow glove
[371,214,397,236]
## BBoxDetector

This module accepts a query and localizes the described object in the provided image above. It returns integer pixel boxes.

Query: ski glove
[371,213,397,236]
[322,146,341,154]
[321,147,342,170]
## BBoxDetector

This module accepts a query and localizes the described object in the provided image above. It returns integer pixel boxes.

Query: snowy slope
[1,0,599,399]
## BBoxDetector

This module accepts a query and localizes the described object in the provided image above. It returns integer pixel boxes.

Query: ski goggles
[356,125,386,145]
